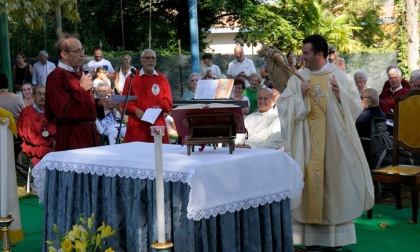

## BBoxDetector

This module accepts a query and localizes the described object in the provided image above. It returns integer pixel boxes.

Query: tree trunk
[55,7,63,39]
[406,0,419,71]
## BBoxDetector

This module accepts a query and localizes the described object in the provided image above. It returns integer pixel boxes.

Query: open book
[194,79,234,99]
[171,103,246,136]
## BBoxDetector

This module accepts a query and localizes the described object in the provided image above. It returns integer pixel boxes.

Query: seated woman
[232,78,250,115]
[95,82,126,144]
[21,83,34,107]
[182,73,200,100]
[93,67,112,98]
[243,73,261,113]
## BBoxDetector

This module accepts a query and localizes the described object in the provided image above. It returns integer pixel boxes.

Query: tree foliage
[3,0,79,29]
[3,0,393,58]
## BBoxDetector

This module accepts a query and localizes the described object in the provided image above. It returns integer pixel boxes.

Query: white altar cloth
[33,142,303,220]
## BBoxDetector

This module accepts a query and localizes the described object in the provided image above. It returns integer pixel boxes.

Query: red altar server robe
[17,105,57,166]
[45,68,104,151]
[122,70,173,143]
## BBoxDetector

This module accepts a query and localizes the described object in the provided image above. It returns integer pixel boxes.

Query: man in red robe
[18,85,56,166]
[379,67,410,114]
[45,34,108,151]
[122,49,173,143]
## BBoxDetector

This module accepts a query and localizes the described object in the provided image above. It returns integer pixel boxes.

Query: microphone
[82,64,91,75]
[130,68,137,76]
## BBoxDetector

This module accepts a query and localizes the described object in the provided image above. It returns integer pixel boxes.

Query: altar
[33,142,303,251]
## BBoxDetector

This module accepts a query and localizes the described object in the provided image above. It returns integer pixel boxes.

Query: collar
[390,84,403,93]
[140,68,158,76]
[311,61,330,73]
[32,103,44,114]
[58,61,80,72]
[235,58,247,64]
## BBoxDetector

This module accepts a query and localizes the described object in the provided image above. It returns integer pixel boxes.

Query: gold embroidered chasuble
[278,63,375,227]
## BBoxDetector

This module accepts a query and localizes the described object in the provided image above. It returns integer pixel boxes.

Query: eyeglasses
[328,51,335,54]
[65,48,85,55]
[35,92,45,97]
[142,56,156,60]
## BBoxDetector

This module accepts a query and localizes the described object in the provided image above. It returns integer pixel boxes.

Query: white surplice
[235,108,283,149]
[278,63,374,247]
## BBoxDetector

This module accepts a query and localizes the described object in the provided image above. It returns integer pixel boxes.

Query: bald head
[361,88,380,108]
[234,46,245,62]
[257,88,274,112]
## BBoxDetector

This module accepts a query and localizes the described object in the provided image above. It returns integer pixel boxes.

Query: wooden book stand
[184,112,236,155]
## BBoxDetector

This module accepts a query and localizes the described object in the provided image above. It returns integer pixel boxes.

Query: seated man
[355,88,386,166]
[379,67,410,114]
[95,81,126,144]
[17,84,56,166]
[235,88,283,149]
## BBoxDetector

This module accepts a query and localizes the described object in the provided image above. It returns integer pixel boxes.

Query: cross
[311,84,325,105]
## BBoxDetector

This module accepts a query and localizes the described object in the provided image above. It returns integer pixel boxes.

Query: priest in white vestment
[278,35,374,251]
[235,88,283,149]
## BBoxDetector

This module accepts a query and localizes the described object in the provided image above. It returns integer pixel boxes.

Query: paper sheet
[141,108,162,124]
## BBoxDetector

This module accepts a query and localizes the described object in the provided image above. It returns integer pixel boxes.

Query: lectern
[185,112,236,155]
[171,103,246,155]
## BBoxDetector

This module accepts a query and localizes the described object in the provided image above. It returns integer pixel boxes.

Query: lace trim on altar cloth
[32,160,191,203]
[187,179,304,221]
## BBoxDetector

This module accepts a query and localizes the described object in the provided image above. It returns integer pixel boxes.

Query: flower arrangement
[46,213,117,252]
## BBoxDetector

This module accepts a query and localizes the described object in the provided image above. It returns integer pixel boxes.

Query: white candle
[151,126,166,243]
[0,118,10,217]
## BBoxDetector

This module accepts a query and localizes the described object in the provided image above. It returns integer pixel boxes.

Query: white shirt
[117,66,136,92]
[226,58,257,87]
[87,59,115,74]
[32,61,56,85]
[200,64,222,79]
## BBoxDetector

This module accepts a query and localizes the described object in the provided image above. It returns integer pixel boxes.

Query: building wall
[204,28,262,55]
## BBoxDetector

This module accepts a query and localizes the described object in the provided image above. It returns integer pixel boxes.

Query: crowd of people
[2,32,420,251]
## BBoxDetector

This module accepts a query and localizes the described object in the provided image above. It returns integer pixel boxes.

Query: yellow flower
[87,213,95,229]
[96,234,102,246]
[75,240,87,252]
[104,248,115,252]
[60,238,74,252]
[47,246,58,252]
[79,226,88,241]
[67,225,81,241]
[101,225,116,239]
[97,222,106,232]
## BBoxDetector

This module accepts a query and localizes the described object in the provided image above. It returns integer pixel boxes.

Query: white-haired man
[226,45,257,87]
[235,88,283,149]
[122,49,173,144]
[32,50,56,85]
[379,67,410,114]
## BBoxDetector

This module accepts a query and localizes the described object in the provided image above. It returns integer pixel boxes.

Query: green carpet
[10,197,43,252]
[3,198,420,251]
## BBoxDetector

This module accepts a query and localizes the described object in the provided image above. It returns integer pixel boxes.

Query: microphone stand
[116,68,136,144]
